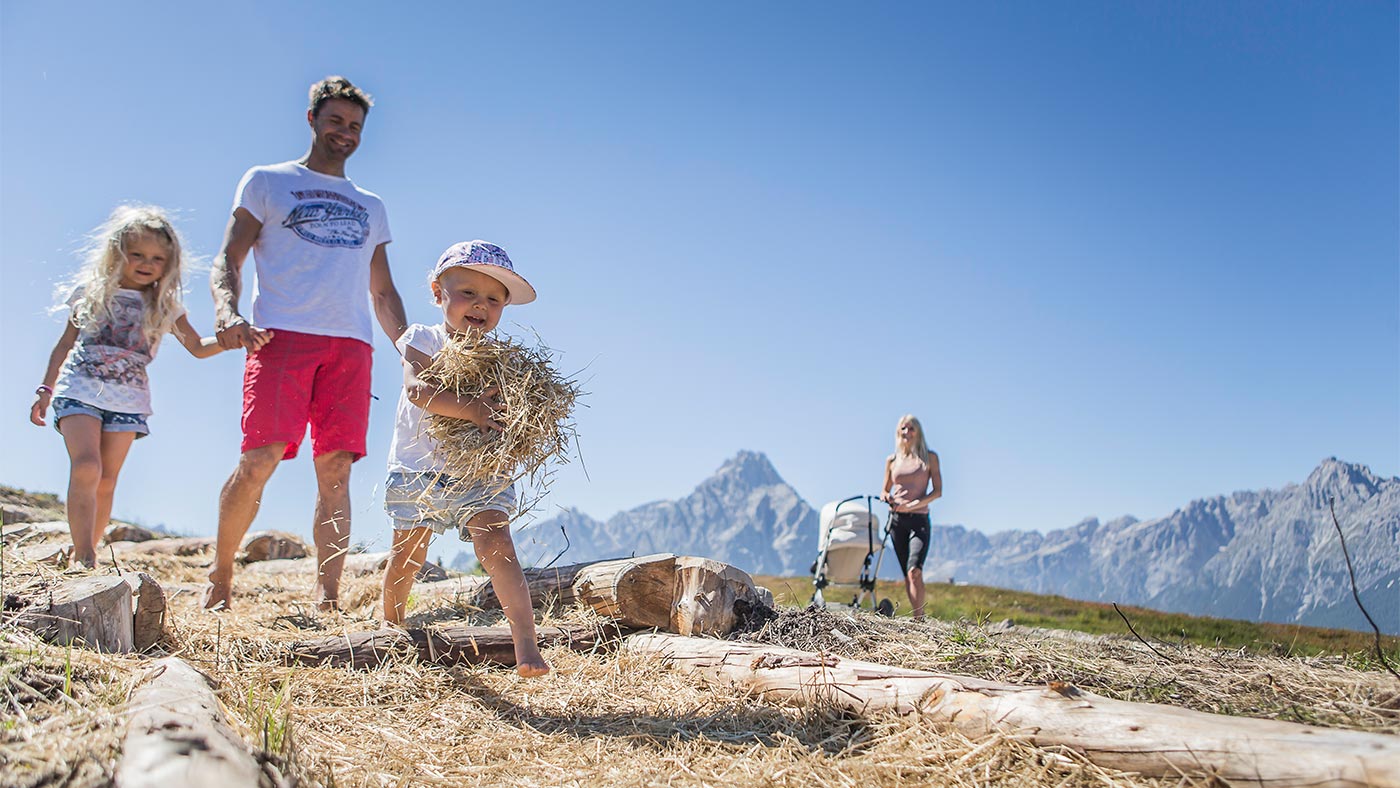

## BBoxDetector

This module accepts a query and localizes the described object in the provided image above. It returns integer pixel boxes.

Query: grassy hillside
[754,575,1400,668]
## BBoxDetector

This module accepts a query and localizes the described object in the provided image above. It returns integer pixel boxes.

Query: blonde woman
[880,415,942,619]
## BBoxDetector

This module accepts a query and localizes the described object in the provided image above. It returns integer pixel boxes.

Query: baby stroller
[810,494,895,615]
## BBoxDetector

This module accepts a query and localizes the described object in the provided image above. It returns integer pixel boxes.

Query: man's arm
[369,242,408,345]
[210,207,264,350]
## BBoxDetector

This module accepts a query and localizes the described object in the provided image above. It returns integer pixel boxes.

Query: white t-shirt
[53,288,183,415]
[233,161,392,345]
[387,323,452,473]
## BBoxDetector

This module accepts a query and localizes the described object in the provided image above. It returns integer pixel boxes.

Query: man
[205,76,407,611]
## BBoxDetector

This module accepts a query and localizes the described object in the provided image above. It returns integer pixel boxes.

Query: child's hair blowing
[65,205,187,348]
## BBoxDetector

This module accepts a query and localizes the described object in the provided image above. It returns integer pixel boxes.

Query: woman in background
[881,414,942,620]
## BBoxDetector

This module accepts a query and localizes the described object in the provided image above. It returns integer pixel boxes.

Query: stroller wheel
[876,598,895,617]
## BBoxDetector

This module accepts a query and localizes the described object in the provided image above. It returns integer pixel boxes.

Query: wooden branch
[287,624,621,669]
[625,634,1400,788]
[116,657,262,788]
[573,554,678,629]
[13,575,133,653]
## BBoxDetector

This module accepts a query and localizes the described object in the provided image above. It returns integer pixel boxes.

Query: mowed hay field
[3,489,1399,787]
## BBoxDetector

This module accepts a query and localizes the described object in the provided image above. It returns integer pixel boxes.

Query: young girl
[28,205,271,567]
[880,414,943,620]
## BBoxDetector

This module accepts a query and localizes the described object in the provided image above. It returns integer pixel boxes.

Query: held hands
[216,317,275,352]
[464,386,505,432]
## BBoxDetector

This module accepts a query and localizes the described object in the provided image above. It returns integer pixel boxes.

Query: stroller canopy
[816,498,884,585]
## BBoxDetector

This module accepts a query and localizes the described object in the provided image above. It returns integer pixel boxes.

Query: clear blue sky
[2,2,1396,555]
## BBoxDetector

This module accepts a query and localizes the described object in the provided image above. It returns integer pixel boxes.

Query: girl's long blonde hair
[63,205,187,348]
[894,414,932,468]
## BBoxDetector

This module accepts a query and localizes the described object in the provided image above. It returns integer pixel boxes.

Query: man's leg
[204,443,286,610]
[311,450,355,610]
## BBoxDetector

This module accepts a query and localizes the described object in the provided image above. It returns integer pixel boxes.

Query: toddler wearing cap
[380,240,548,677]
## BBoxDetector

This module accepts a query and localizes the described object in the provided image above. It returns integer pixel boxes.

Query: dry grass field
[3,487,1398,787]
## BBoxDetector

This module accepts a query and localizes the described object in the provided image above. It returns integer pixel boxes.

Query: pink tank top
[888,454,931,514]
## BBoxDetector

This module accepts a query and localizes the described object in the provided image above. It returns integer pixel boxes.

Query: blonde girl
[881,414,943,620]
[29,205,270,567]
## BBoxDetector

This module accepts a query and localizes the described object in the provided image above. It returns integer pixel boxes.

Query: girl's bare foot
[203,574,232,611]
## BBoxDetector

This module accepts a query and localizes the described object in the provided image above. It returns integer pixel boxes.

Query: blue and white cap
[431,240,536,305]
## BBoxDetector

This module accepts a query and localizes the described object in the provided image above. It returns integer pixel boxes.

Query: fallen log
[288,623,620,669]
[415,560,593,609]
[573,554,678,629]
[105,523,159,543]
[2,520,71,545]
[16,541,70,566]
[247,551,446,582]
[238,529,308,562]
[108,536,215,556]
[625,634,1400,788]
[116,657,262,788]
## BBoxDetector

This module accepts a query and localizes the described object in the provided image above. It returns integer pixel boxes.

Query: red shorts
[241,330,373,461]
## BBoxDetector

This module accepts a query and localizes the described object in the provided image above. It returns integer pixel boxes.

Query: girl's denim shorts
[383,471,516,541]
[52,396,149,438]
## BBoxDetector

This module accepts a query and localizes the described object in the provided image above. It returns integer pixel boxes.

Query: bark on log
[116,657,262,788]
[416,561,593,610]
[121,572,166,652]
[572,554,678,629]
[670,556,762,636]
[237,529,308,562]
[13,575,134,653]
[625,634,1400,788]
[287,624,620,669]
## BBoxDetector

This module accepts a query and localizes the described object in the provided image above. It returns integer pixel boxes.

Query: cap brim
[474,264,536,305]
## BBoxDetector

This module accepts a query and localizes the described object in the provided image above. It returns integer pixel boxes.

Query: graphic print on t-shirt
[281,188,371,248]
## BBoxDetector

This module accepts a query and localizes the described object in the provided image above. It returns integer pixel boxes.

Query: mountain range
[485,453,1398,634]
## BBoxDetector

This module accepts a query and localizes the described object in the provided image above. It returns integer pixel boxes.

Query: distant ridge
[515,450,817,575]
[515,455,1398,634]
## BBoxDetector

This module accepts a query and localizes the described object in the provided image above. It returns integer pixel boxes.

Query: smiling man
[205,76,407,611]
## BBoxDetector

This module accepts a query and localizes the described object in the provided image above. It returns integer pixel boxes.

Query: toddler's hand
[465,386,504,432]
[29,392,49,427]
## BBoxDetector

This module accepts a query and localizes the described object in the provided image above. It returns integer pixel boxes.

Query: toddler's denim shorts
[52,397,150,438]
[383,471,516,541]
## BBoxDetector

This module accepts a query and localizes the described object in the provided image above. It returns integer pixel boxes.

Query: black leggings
[889,512,930,575]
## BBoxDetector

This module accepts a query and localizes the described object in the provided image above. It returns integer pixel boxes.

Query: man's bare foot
[515,647,551,678]
[202,581,232,612]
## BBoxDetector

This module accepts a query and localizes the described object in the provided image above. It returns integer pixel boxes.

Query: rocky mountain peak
[706,450,783,490]
[1303,457,1384,501]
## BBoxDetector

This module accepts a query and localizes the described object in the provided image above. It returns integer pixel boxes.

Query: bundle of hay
[419,330,580,503]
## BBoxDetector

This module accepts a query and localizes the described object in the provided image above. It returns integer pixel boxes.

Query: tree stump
[121,572,166,652]
[116,657,262,788]
[13,575,134,653]
[670,556,763,636]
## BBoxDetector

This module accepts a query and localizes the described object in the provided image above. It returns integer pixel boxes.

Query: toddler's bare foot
[314,582,340,613]
[515,645,551,678]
